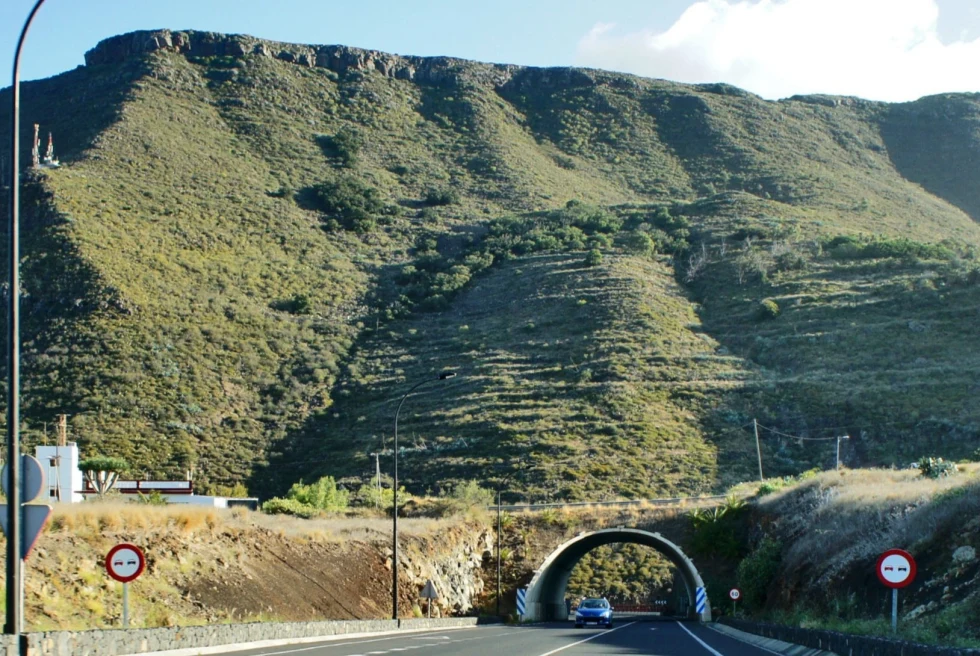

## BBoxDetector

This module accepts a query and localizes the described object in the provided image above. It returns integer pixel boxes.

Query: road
[221,621,776,656]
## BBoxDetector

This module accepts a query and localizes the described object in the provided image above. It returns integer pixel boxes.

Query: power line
[756,424,840,441]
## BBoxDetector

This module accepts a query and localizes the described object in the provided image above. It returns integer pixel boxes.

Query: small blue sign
[516,588,527,616]
[695,587,707,614]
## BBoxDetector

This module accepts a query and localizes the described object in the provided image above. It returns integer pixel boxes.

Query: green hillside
[1,29,979,498]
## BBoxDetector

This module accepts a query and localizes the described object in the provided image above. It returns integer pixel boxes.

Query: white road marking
[245,630,471,655]
[534,621,636,656]
[676,621,725,656]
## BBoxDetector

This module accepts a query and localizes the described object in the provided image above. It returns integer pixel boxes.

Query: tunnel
[523,527,709,622]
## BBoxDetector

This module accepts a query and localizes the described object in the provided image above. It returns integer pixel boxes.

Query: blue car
[574,597,613,628]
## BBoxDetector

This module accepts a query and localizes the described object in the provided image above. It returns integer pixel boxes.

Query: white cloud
[576,0,980,102]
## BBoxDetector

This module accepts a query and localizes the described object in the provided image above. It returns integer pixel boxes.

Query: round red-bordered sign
[729,588,742,601]
[106,543,146,583]
[876,549,916,589]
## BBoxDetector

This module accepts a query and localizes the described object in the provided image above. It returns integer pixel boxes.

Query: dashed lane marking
[534,621,637,656]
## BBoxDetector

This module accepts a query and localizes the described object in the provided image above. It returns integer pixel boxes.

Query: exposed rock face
[84,29,517,88]
[394,528,495,616]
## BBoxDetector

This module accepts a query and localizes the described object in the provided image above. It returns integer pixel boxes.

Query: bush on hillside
[317,127,362,167]
[620,230,655,256]
[737,537,782,609]
[756,298,780,320]
[584,249,603,267]
[827,235,956,262]
[431,481,495,516]
[311,177,384,233]
[424,186,460,206]
[689,498,749,559]
[918,457,958,479]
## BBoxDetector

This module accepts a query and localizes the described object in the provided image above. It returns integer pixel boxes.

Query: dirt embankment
[2,505,491,631]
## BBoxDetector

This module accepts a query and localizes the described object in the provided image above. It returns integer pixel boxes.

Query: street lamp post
[496,488,502,616]
[836,434,850,471]
[392,371,455,620]
[7,1,48,644]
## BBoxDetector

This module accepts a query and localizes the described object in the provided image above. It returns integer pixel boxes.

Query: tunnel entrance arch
[524,528,709,622]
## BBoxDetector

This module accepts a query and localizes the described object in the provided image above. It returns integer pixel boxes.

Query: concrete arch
[524,528,709,622]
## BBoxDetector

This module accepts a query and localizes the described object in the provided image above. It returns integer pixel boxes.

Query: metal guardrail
[491,494,735,512]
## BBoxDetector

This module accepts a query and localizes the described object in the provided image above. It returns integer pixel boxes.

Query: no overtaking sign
[106,543,145,583]
[876,549,916,589]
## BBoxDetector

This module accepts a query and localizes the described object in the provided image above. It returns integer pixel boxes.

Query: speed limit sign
[729,588,741,601]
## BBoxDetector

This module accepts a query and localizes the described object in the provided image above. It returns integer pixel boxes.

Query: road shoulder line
[122,625,481,656]
[705,622,839,656]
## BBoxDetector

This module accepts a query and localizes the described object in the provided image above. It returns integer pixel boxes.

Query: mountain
[1,29,978,500]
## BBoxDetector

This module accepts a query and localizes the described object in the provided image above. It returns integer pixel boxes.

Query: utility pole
[836,435,850,471]
[753,419,764,482]
[369,452,381,509]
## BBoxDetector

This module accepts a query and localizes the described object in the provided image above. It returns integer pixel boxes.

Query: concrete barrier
[0,617,499,656]
[719,617,980,656]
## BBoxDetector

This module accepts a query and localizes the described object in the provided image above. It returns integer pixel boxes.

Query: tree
[286,475,350,511]
[78,456,129,499]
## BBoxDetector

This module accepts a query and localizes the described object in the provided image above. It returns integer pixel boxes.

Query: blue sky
[3,0,980,101]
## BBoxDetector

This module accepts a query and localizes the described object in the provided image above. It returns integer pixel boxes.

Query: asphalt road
[221,621,779,656]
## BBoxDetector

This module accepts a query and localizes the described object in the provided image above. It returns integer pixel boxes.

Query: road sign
[876,549,916,589]
[106,543,146,583]
[516,588,527,617]
[2,454,45,502]
[695,587,707,615]
[729,588,741,601]
[0,505,53,559]
[0,455,53,560]
[420,580,437,599]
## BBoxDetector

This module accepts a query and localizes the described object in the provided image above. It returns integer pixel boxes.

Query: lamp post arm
[7,1,48,640]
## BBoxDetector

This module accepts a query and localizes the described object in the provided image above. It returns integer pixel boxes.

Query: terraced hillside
[1,29,979,498]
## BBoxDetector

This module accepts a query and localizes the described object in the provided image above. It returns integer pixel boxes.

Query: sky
[2,0,980,102]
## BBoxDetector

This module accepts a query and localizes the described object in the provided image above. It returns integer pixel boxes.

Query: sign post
[516,588,527,620]
[729,588,741,616]
[876,549,916,634]
[106,544,146,627]
[419,580,437,618]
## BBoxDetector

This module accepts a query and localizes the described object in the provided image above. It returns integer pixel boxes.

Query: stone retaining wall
[0,617,496,656]
[720,617,980,656]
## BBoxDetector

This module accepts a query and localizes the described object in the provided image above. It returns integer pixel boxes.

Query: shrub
[756,299,780,320]
[311,177,384,233]
[424,186,460,206]
[756,481,783,497]
[133,490,168,506]
[261,497,318,518]
[584,249,603,267]
[918,457,958,479]
[317,127,362,167]
[737,537,782,609]
[689,501,749,559]
[621,231,655,256]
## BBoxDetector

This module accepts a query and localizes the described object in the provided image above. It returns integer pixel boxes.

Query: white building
[35,443,84,503]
